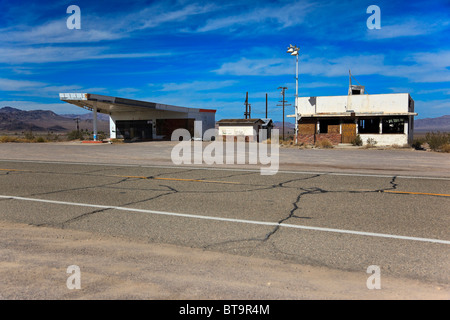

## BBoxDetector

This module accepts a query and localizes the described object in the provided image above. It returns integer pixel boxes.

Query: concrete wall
[360,134,408,146]
[297,93,411,115]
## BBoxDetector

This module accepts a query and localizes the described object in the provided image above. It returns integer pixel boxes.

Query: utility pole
[277,87,290,141]
[265,93,268,118]
[244,92,249,119]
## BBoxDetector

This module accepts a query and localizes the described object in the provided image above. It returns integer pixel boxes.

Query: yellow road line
[111,175,241,184]
[112,175,148,179]
[0,168,27,172]
[383,190,450,197]
[154,177,241,184]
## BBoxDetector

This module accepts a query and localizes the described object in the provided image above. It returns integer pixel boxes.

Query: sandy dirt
[0,220,448,300]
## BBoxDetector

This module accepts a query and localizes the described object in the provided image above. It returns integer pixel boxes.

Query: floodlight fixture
[285,44,300,144]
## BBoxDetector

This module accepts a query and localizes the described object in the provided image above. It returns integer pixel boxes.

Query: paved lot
[0,142,449,299]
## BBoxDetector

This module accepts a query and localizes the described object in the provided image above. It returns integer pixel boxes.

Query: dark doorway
[116,120,153,141]
[156,118,194,140]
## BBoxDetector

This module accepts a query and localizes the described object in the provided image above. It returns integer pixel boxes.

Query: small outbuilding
[217,118,273,142]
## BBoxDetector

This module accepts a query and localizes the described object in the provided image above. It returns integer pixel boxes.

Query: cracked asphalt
[0,142,449,299]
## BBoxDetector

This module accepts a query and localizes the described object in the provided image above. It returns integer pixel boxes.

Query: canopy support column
[93,103,98,141]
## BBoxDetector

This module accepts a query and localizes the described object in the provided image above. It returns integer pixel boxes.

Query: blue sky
[0,0,449,121]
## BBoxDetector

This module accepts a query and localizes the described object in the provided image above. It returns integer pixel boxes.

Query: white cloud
[214,58,290,76]
[158,80,237,92]
[0,46,167,64]
[365,17,450,40]
[196,1,313,33]
[214,50,450,85]
[0,78,47,91]
[1,2,219,45]
[0,78,106,98]
[2,20,122,44]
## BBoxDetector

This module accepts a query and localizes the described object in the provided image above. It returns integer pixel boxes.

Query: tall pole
[93,106,98,141]
[244,92,249,119]
[277,86,290,141]
[265,93,268,118]
[295,53,298,144]
[287,44,300,144]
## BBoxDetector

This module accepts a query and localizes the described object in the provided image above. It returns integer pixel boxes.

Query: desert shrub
[441,144,450,153]
[351,134,363,146]
[0,136,19,143]
[35,136,46,143]
[97,131,107,141]
[365,137,378,147]
[412,138,425,150]
[425,131,450,151]
[315,138,334,148]
[23,130,35,141]
[46,132,59,142]
[67,130,85,140]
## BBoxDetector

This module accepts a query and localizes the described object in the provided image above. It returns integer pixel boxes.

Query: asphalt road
[0,156,449,299]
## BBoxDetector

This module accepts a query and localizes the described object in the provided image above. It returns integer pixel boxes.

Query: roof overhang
[287,112,418,118]
[217,119,265,125]
[59,93,216,114]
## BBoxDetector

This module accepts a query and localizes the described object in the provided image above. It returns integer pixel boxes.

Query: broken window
[382,118,405,134]
[358,118,380,134]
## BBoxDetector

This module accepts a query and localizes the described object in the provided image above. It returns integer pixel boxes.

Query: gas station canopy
[59,93,193,114]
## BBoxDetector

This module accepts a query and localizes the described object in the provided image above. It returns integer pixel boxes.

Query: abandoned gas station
[59,93,216,141]
[291,86,417,146]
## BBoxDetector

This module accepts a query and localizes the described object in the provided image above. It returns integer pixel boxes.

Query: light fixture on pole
[287,44,299,144]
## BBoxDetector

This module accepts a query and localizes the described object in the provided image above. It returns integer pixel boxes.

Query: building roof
[287,112,418,118]
[217,118,265,124]
[59,93,216,114]
[260,118,273,126]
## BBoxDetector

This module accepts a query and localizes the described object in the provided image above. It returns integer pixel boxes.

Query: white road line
[1,194,449,245]
[1,159,450,180]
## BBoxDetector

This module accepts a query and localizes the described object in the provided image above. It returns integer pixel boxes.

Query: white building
[60,93,216,141]
[217,118,273,142]
[292,88,417,146]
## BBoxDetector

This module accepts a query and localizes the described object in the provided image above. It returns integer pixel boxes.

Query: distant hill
[0,107,109,133]
[60,113,110,121]
[414,115,450,132]
[273,121,295,134]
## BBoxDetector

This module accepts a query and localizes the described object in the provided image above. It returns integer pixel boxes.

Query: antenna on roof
[348,69,367,95]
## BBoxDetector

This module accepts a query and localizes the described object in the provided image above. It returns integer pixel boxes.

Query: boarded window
[319,119,340,134]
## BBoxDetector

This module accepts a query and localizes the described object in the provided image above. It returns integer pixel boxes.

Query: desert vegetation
[413,131,450,153]
[0,129,108,143]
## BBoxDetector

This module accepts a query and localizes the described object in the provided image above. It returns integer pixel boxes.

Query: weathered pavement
[0,142,449,299]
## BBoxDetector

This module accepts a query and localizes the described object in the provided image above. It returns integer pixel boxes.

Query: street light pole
[287,44,299,144]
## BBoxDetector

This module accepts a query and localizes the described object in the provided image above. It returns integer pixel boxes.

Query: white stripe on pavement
[1,194,449,245]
